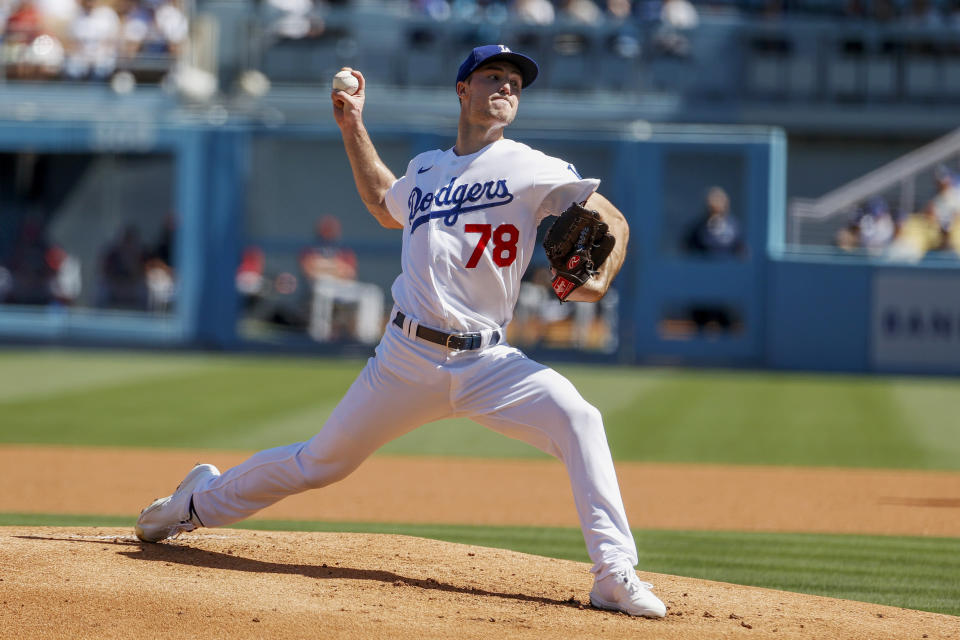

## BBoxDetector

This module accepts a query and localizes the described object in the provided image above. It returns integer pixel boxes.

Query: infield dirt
[3,527,958,640]
[1,445,959,639]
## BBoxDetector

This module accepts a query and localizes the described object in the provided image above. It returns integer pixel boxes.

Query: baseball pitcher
[135,44,666,619]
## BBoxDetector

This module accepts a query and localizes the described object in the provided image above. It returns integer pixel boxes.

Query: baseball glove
[542,201,616,301]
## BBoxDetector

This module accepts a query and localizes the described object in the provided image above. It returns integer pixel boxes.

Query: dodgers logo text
[408,177,514,233]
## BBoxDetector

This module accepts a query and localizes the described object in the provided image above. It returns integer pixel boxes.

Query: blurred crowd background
[2,0,960,368]
[8,0,960,85]
[1,0,188,82]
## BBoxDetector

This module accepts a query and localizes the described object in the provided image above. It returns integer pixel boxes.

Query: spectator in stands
[98,223,148,310]
[3,0,185,81]
[557,0,602,24]
[661,0,698,29]
[116,0,146,59]
[3,0,66,79]
[684,186,742,333]
[64,0,121,80]
[513,0,554,25]
[5,215,55,305]
[265,0,315,39]
[118,0,187,61]
[886,201,944,262]
[1,215,79,307]
[299,215,354,338]
[835,214,859,252]
[930,164,960,233]
[150,0,188,52]
[298,214,357,283]
[4,0,44,43]
[46,244,82,306]
[604,0,631,20]
[858,197,896,253]
[144,213,176,312]
[686,186,744,257]
[948,208,960,255]
[299,214,385,343]
[650,0,698,58]
[36,0,78,33]
[835,196,895,254]
[235,246,266,311]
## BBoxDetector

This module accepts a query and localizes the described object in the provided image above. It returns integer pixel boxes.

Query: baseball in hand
[332,70,359,95]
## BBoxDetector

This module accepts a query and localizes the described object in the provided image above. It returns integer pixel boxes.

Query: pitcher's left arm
[564,192,628,303]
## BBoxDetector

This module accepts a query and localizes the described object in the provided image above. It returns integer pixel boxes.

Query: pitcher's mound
[0,527,953,639]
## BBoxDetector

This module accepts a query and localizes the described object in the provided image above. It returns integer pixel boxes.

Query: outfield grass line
[0,351,219,403]
[3,351,960,468]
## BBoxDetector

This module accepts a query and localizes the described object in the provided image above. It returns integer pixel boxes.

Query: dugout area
[0,106,957,376]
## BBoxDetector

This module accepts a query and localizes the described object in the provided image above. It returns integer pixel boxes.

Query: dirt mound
[1,527,954,640]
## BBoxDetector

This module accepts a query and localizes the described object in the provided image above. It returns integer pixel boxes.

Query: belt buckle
[445,333,480,350]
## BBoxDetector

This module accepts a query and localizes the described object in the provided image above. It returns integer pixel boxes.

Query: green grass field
[2,349,958,616]
[3,349,959,469]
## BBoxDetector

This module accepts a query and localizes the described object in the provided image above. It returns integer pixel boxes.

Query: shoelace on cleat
[166,520,195,540]
[617,572,653,596]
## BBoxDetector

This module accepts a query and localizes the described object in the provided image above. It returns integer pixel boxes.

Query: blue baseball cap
[456,45,539,89]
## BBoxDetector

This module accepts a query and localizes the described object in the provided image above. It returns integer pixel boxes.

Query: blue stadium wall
[1,113,958,376]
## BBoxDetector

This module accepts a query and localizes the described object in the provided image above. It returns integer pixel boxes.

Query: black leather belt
[393,311,499,351]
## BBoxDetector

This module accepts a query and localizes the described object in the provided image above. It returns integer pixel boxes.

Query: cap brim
[474,52,539,89]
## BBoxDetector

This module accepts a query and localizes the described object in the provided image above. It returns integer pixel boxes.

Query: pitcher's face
[458,62,523,127]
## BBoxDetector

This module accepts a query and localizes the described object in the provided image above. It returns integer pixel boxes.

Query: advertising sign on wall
[872,273,960,372]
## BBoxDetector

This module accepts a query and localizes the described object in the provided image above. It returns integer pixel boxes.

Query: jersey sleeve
[532,155,601,223]
[385,150,446,225]
[384,158,416,225]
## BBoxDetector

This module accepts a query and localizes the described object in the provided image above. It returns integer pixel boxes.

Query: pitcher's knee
[570,398,603,427]
[556,401,605,446]
[297,450,361,489]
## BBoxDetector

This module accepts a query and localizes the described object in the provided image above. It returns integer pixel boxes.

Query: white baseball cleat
[135,464,220,543]
[589,569,667,618]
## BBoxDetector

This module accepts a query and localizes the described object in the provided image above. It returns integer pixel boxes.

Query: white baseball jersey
[384,138,600,333]
[187,136,641,585]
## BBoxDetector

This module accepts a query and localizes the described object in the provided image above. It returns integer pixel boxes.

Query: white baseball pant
[191,316,639,578]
